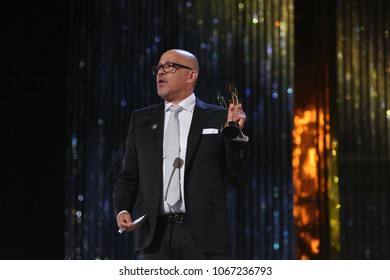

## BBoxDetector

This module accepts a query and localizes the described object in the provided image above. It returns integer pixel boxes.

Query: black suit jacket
[114,98,250,255]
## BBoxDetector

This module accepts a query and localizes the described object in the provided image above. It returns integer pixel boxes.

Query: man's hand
[117,211,140,233]
[227,102,247,131]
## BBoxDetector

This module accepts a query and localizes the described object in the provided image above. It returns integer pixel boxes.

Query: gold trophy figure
[217,83,241,139]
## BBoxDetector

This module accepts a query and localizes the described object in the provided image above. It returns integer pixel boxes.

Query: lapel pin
[152,123,158,130]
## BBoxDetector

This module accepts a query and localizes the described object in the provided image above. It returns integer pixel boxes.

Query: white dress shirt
[161,93,196,214]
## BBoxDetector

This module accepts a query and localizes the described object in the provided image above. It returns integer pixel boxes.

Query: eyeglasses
[152,62,193,75]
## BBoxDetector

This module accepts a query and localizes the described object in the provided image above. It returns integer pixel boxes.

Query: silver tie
[164,105,183,206]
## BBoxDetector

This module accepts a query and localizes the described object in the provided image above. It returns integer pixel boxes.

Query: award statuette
[216,83,241,139]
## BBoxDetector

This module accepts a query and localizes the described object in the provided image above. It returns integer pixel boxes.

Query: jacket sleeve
[113,113,139,216]
[224,136,251,188]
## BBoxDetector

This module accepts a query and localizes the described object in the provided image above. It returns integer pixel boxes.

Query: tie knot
[169,105,183,114]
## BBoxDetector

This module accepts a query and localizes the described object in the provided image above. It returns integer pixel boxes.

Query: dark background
[2,1,66,259]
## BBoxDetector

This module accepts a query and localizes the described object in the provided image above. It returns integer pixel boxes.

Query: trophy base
[221,121,241,139]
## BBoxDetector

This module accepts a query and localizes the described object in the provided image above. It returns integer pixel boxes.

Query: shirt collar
[164,93,196,113]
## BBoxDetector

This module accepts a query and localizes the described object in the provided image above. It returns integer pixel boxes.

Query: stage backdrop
[293,0,389,260]
[335,0,390,259]
[65,0,294,260]
[65,0,390,260]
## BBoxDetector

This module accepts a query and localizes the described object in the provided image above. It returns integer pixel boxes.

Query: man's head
[154,49,199,104]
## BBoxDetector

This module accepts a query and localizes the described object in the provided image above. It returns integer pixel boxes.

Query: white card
[133,214,147,224]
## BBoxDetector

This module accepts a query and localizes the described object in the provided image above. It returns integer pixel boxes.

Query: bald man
[114,49,250,259]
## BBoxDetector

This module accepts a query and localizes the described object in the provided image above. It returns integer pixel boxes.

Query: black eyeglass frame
[152,62,194,75]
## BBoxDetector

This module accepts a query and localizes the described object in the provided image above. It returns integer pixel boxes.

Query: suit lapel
[142,103,165,165]
[185,99,211,167]
[145,100,212,178]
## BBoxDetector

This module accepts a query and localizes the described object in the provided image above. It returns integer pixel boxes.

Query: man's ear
[187,70,198,83]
